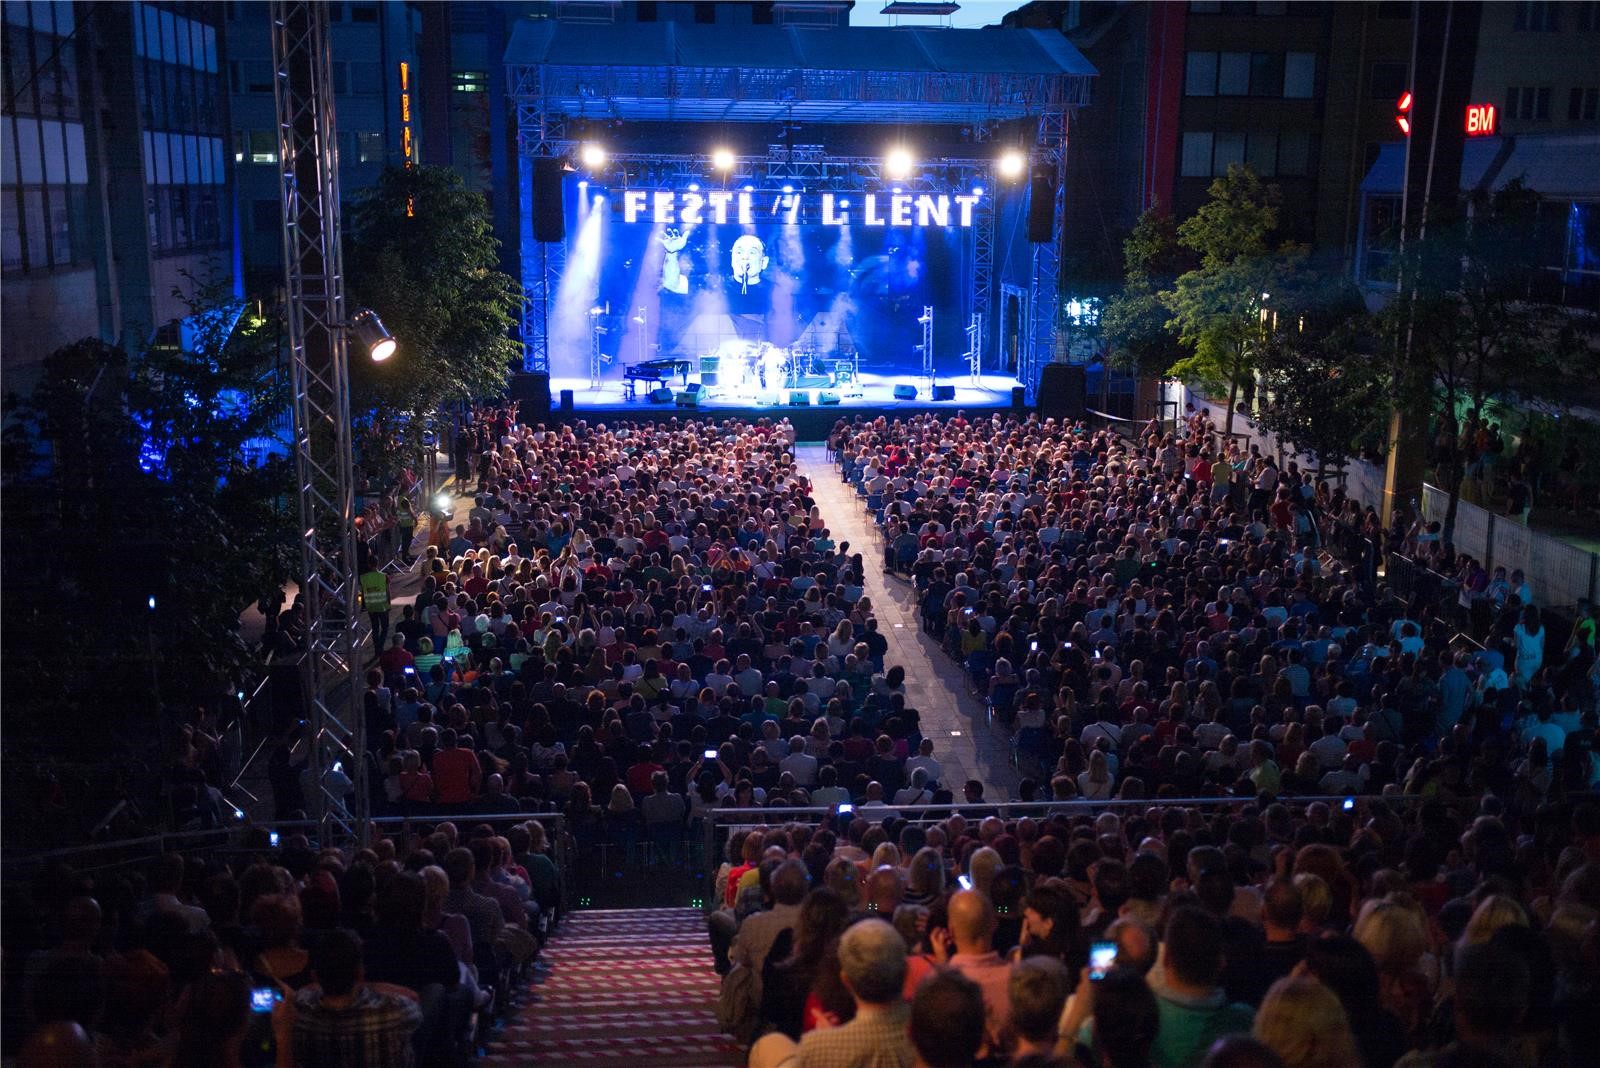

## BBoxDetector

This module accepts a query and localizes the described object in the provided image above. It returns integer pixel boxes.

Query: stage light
[577,179,587,189]
[997,149,1026,179]
[148,595,157,611]
[892,186,903,194]
[972,185,985,197]
[782,184,794,194]
[688,182,700,191]
[743,183,755,192]
[712,147,736,170]
[350,308,397,362]
[885,146,914,180]
[580,142,606,170]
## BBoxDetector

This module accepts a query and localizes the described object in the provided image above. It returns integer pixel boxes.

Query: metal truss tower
[918,305,935,396]
[966,313,983,386]
[1023,107,1068,405]
[271,0,367,844]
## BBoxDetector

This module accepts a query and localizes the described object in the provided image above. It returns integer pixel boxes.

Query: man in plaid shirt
[280,928,422,1068]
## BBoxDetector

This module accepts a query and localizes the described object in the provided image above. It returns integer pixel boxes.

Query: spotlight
[782,184,794,194]
[972,185,985,197]
[712,147,736,170]
[580,142,606,170]
[743,183,754,192]
[147,595,157,611]
[997,149,1026,179]
[884,146,914,180]
[350,308,397,362]
[688,181,700,191]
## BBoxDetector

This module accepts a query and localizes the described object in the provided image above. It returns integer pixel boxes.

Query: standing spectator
[432,730,481,809]
[1150,908,1254,1068]
[1252,976,1357,1068]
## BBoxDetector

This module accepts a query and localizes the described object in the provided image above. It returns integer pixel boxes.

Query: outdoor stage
[548,370,1020,436]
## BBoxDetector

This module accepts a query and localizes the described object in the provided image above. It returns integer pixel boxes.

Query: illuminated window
[358,131,384,164]
[452,70,488,94]
[249,131,278,164]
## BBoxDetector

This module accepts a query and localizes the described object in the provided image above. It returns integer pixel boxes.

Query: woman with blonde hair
[1254,975,1359,1068]
[1460,893,1529,947]
[904,846,945,907]
[1077,749,1114,800]
[1354,897,1431,1036]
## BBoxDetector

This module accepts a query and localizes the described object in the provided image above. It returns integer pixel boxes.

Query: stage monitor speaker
[789,390,811,406]
[892,383,918,400]
[532,157,565,243]
[558,389,573,412]
[675,391,700,408]
[683,382,703,395]
[1012,386,1027,410]
[509,372,551,412]
[818,391,841,405]
[1028,173,1056,243]
[649,386,674,404]
[931,384,955,402]
[1036,362,1086,421]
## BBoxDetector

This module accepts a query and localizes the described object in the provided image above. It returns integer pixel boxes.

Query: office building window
[1181,132,1214,177]
[1283,52,1316,98]
[2,2,93,274]
[1513,1,1559,30]
[1571,86,1600,121]
[694,1,715,22]
[1213,132,1246,172]
[229,59,272,93]
[357,131,384,164]
[1370,63,1408,100]
[1508,85,1552,120]
[349,3,378,23]
[1249,52,1284,96]
[452,70,487,94]
[249,131,278,164]
[1246,131,1277,176]
[1218,52,1251,95]
[1186,52,1218,96]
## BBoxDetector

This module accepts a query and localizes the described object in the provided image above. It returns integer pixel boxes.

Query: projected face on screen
[729,235,769,290]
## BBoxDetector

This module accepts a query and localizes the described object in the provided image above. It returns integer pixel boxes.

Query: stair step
[482,908,739,1068]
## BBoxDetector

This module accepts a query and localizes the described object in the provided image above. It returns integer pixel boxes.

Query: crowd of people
[266,410,989,852]
[3,818,559,1066]
[690,408,1600,1068]
[13,399,1600,1068]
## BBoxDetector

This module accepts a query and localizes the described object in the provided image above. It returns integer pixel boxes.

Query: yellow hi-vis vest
[359,570,389,612]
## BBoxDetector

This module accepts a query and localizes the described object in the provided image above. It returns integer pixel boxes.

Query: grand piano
[623,356,691,398]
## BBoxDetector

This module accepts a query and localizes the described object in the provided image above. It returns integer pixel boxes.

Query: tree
[344,165,521,477]
[1101,208,1190,379]
[1163,166,1307,436]
[1,284,297,846]
[1253,273,1385,473]
[1382,180,1597,541]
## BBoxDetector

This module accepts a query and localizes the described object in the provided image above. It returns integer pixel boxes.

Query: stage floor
[549,371,1019,412]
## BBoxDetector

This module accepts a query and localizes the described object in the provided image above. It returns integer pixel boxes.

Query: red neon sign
[1395,91,1413,136]
[1465,103,1496,136]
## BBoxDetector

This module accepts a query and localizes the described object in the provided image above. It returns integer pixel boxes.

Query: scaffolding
[966,312,983,386]
[917,305,935,396]
[270,0,366,845]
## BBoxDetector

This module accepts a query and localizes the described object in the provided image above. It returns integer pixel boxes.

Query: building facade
[2,0,234,378]
[222,0,423,290]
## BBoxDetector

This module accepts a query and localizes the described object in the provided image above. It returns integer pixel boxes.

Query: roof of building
[504,18,1095,124]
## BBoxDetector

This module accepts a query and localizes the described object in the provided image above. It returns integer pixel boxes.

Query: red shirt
[625,761,663,797]
[432,747,481,805]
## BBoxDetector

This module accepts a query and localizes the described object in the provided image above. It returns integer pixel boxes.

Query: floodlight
[350,308,397,362]
[884,146,914,180]
[711,147,736,170]
[580,142,606,169]
[997,149,1026,179]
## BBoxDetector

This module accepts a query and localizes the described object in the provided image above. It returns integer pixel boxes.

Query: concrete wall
[1,268,101,374]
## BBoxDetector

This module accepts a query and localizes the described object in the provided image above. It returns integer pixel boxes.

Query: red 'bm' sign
[1466,103,1496,136]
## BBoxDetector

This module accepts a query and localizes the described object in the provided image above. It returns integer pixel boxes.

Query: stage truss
[508,56,1088,400]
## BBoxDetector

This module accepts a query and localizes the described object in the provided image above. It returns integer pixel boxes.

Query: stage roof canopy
[504,19,1096,124]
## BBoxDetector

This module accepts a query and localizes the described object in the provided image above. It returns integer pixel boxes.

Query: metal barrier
[1421,483,1599,611]
[2,812,571,914]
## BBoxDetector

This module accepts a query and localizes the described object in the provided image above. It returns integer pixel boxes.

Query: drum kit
[703,339,858,400]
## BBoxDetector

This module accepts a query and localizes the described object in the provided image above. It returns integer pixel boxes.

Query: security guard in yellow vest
[359,566,391,652]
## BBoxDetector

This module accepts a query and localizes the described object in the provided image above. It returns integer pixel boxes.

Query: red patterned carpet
[485,907,743,1067]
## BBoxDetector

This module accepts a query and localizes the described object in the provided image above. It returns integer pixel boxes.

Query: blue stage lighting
[688,182,700,191]
[782,184,794,194]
